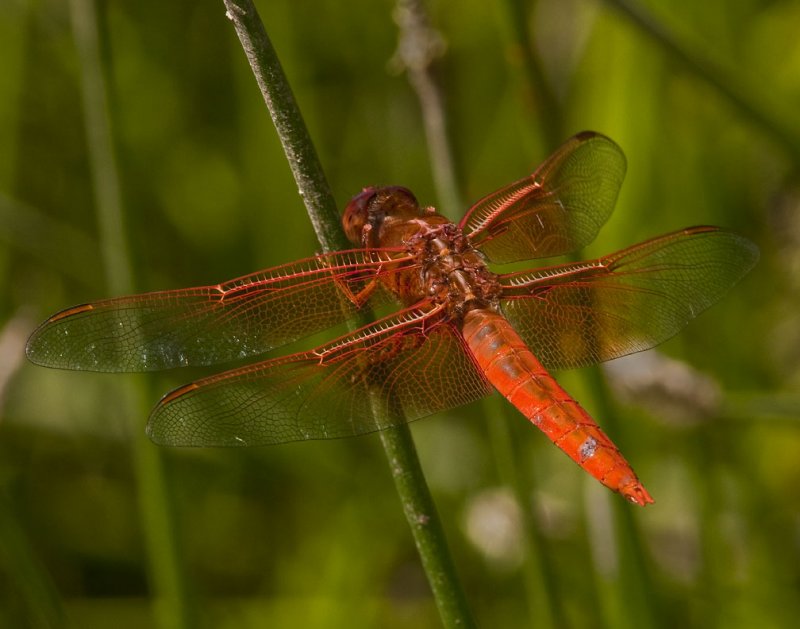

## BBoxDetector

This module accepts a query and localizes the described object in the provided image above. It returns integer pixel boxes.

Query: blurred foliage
[1,0,799,627]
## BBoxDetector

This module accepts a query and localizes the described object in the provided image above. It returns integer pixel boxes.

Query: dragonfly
[26,131,758,506]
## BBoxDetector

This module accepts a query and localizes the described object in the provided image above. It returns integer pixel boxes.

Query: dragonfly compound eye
[343,187,377,244]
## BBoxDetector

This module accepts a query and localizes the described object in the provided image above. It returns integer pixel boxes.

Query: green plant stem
[603,0,800,164]
[69,0,132,294]
[393,1,565,625]
[378,425,476,628]
[582,368,662,629]
[485,399,566,629]
[69,2,192,628]
[222,2,475,626]
[496,3,662,625]
[392,0,462,216]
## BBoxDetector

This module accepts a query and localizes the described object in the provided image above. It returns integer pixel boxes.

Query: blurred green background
[1,0,799,627]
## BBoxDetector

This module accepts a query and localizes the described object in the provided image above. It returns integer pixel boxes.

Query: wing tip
[574,129,602,142]
[25,304,97,368]
[48,303,95,323]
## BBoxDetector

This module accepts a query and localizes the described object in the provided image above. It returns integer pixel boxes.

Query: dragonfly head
[343,186,420,246]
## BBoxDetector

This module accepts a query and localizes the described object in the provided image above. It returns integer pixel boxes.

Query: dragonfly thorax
[410,221,502,320]
[345,185,503,319]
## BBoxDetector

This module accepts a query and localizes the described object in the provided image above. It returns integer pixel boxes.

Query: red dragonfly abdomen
[461,309,654,506]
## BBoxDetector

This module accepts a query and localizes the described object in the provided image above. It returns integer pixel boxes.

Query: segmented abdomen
[461,308,653,505]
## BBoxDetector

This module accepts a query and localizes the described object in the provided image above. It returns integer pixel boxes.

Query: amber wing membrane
[498,226,759,370]
[460,131,627,263]
[26,249,412,372]
[147,305,494,446]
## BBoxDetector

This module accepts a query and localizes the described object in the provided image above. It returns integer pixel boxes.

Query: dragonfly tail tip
[621,482,655,507]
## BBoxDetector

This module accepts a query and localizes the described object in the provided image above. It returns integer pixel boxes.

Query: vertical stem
[493,4,663,626]
[68,0,132,294]
[392,0,462,216]
[486,399,566,629]
[378,426,476,628]
[222,2,475,626]
[393,1,567,625]
[582,368,662,629]
[69,2,192,628]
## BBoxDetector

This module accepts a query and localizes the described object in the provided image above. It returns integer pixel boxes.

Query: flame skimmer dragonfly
[27,132,758,505]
